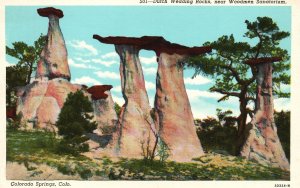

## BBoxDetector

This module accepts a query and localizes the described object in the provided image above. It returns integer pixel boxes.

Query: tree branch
[211,88,240,97]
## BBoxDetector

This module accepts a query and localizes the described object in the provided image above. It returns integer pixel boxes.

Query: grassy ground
[6,129,290,180]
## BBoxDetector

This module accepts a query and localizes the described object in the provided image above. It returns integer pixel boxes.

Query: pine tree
[56,90,97,155]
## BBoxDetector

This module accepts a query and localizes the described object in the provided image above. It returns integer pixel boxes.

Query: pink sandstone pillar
[240,57,290,170]
[93,35,211,160]
[154,53,204,162]
[36,7,71,80]
[111,44,157,157]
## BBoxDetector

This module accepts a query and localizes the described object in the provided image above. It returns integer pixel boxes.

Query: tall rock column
[36,7,71,80]
[240,57,290,170]
[93,35,211,160]
[111,45,157,157]
[154,53,204,162]
[16,7,83,131]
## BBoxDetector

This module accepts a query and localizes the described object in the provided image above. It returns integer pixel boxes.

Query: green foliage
[6,113,22,130]
[114,102,121,117]
[196,109,237,155]
[6,65,28,107]
[6,129,58,161]
[7,129,289,180]
[56,90,97,155]
[275,110,290,161]
[6,34,47,107]
[186,17,290,153]
[6,34,47,84]
[156,139,170,163]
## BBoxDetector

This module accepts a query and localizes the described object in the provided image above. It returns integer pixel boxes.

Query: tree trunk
[235,89,248,155]
[26,63,33,84]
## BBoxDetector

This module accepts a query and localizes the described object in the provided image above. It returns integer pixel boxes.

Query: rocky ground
[6,129,290,180]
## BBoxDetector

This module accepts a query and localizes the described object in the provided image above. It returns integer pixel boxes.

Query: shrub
[275,110,290,161]
[56,90,97,155]
[114,103,121,117]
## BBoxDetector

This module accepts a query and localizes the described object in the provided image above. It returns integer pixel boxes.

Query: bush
[56,90,97,155]
[114,103,121,117]
[6,113,22,130]
[196,109,237,155]
[275,110,290,161]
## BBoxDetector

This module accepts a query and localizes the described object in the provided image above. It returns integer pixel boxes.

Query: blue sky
[5,6,291,119]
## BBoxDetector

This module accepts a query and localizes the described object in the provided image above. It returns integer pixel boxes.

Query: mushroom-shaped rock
[87,85,113,100]
[153,45,210,162]
[94,35,211,161]
[115,44,157,157]
[37,7,64,18]
[87,85,118,135]
[93,35,211,56]
[94,35,158,157]
[36,7,71,81]
[241,57,289,170]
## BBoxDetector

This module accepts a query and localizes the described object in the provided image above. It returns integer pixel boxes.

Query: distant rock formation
[240,57,290,170]
[87,85,118,135]
[36,7,71,80]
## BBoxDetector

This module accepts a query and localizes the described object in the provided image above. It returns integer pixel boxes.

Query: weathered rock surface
[36,7,70,80]
[110,45,157,158]
[241,58,290,170]
[16,78,83,131]
[87,85,118,135]
[154,53,204,162]
[93,35,211,160]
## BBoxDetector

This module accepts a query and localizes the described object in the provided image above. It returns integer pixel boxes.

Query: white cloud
[280,84,290,92]
[67,40,98,55]
[72,76,101,86]
[74,57,91,63]
[102,52,118,59]
[112,95,125,106]
[186,89,223,100]
[184,75,211,85]
[91,59,118,67]
[95,70,120,79]
[274,98,290,111]
[112,85,122,93]
[68,58,98,70]
[149,96,155,107]
[143,67,157,75]
[140,56,157,65]
[145,81,155,90]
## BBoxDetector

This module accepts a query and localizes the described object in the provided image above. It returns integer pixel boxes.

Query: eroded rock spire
[240,57,290,170]
[36,7,71,80]
[93,35,211,161]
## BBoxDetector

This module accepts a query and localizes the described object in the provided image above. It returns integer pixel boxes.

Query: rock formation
[152,43,211,162]
[154,53,204,162]
[94,35,158,158]
[36,7,71,80]
[240,57,290,170]
[87,85,118,135]
[93,35,211,161]
[17,78,83,131]
[16,7,84,131]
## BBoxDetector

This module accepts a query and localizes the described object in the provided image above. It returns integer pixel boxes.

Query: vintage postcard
[0,0,299,188]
